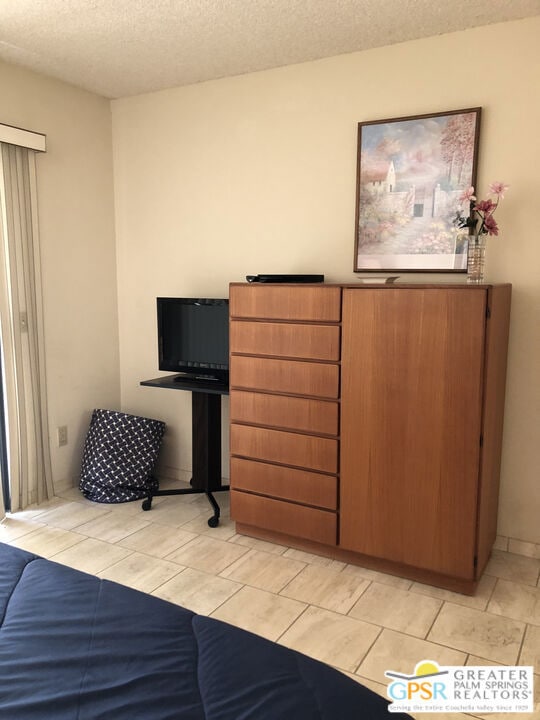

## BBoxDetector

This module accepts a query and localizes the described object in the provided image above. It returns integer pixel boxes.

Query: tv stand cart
[140,374,229,527]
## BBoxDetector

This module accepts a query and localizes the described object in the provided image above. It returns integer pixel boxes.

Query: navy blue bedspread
[0,542,409,719]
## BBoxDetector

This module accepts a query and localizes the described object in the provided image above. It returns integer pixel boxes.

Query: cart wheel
[207,515,219,528]
[142,498,152,511]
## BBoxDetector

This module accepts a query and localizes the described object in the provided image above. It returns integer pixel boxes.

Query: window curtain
[0,345,8,515]
[0,142,53,511]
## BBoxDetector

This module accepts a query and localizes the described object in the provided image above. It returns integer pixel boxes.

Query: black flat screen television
[157,297,229,384]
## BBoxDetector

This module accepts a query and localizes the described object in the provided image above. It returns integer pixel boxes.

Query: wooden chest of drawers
[229,284,341,545]
[228,282,512,595]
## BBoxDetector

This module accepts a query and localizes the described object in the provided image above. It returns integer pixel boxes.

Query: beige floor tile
[282,547,343,567]
[117,523,198,558]
[220,549,305,593]
[471,677,540,720]
[279,604,381,673]
[357,628,467,685]
[488,578,540,626]
[466,647,539,718]
[179,513,237,541]
[50,537,133,574]
[485,550,540,587]
[143,496,205,527]
[175,490,211,506]
[428,602,526,665]
[229,533,288,555]
[8,497,67,520]
[349,581,442,638]
[465,655,540,720]
[493,535,509,551]
[155,480,226,507]
[409,572,497,611]
[94,499,150,516]
[1,517,45,541]
[212,585,306,641]
[466,654,501,666]
[98,551,184,593]
[57,488,117,510]
[519,625,540,673]
[35,501,111,530]
[156,476,192,492]
[165,535,249,574]
[341,563,413,590]
[56,487,93,504]
[152,567,242,615]
[8,526,86,558]
[73,513,151,543]
[509,539,540,561]
[280,563,370,613]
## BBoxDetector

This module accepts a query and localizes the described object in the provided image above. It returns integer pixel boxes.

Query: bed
[0,542,409,719]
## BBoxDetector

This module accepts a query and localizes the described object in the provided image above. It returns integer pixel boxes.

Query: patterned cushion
[79,409,165,503]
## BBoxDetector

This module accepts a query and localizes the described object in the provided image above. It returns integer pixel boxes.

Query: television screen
[157,297,229,383]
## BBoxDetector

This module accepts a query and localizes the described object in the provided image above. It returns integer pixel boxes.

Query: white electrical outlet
[57,425,68,447]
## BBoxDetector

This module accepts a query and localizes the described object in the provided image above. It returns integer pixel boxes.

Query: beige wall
[109,16,538,545]
[1,60,120,491]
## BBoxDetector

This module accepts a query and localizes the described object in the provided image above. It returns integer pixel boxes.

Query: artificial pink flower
[484,215,499,236]
[488,181,509,198]
[453,180,508,236]
[459,186,476,202]
[474,199,496,213]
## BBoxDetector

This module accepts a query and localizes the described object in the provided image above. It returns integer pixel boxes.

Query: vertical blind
[0,141,53,511]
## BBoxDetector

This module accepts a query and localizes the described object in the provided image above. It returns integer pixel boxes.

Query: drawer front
[230,321,340,361]
[230,390,339,435]
[230,285,341,322]
[230,356,339,398]
[231,490,337,545]
[230,457,337,510]
[231,424,338,473]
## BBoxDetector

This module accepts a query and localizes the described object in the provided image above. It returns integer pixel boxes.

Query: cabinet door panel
[230,457,337,509]
[230,321,340,361]
[230,356,339,398]
[340,288,486,579]
[230,285,341,321]
[231,424,338,473]
[230,390,339,435]
[231,490,337,545]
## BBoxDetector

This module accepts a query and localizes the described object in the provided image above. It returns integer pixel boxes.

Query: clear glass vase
[466,235,486,284]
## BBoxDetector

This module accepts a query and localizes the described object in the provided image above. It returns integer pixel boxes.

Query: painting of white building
[354,108,480,271]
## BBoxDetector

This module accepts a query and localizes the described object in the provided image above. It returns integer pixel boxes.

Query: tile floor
[1,484,539,720]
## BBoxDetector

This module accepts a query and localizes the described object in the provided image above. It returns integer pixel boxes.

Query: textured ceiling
[1,0,539,99]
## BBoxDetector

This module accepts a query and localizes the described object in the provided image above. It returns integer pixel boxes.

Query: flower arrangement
[454,181,509,236]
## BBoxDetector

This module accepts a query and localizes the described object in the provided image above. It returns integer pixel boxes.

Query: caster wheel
[142,499,152,511]
[207,516,219,528]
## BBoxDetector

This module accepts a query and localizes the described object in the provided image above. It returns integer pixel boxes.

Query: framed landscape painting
[354,107,481,272]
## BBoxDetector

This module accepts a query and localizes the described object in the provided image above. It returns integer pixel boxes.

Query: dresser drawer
[230,285,341,322]
[230,356,339,398]
[230,391,339,435]
[231,490,337,545]
[231,424,338,473]
[230,321,340,361]
[230,457,337,510]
